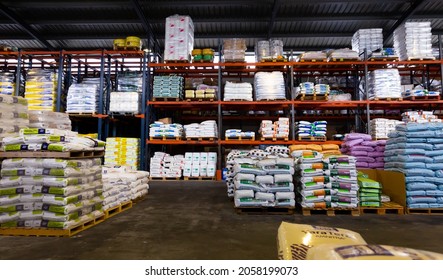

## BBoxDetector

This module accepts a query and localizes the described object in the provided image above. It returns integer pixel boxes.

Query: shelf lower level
[147,140,342,145]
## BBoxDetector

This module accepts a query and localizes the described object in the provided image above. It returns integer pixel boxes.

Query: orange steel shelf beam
[147,140,218,145]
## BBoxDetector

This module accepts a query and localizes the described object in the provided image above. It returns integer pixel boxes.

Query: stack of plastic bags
[340,133,385,169]
[370,118,404,140]
[352,28,383,57]
[2,128,105,153]
[297,82,314,95]
[223,81,253,101]
[358,172,383,207]
[28,111,72,130]
[149,122,183,138]
[293,150,359,209]
[225,129,255,139]
[290,143,341,156]
[295,120,327,138]
[255,39,284,61]
[254,72,286,101]
[110,72,142,114]
[326,48,360,61]
[104,137,139,170]
[0,158,103,229]
[66,83,99,113]
[184,120,218,138]
[150,152,184,178]
[164,15,194,61]
[153,76,184,99]
[259,118,289,139]
[384,122,443,209]
[0,72,15,95]
[368,69,401,100]
[25,69,58,111]
[109,91,140,114]
[183,152,217,178]
[394,21,434,60]
[402,111,441,123]
[226,146,295,207]
[102,166,149,210]
[223,38,246,62]
[0,94,29,150]
[402,87,440,99]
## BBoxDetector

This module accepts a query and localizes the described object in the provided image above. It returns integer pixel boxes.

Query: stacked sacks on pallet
[289,143,341,156]
[25,69,58,111]
[28,111,71,130]
[293,149,359,209]
[340,133,386,169]
[2,128,105,153]
[254,71,286,101]
[0,94,29,150]
[384,121,443,209]
[223,81,253,101]
[184,120,218,139]
[358,172,383,207]
[0,72,15,95]
[150,152,184,178]
[295,121,327,139]
[259,118,289,139]
[149,121,184,139]
[102,166,149,211]
[0,158,103,229]
[225,150,250,197]
[104,137,139,170]
[225,146,295,207]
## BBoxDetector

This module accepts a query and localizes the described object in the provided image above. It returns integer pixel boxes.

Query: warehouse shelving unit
[2,50,443,173]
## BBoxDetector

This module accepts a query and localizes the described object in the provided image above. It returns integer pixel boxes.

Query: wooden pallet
[185,98,216,102]
[192,59,214,63]
[68,112,101,117]
[152,97,180,101]
[260,136,289,141]
[406,208,443,215]
[0,149,105,159]
[406,57,436,61]
[185,137,216,141]
[109,112,140,116]
[298,58,327,62]
[0,214,105,237]
[184,176,216,181]
[259,98,287,101]
[295,93,328,101]
[328,58,361,62]
[164,60,190,63]
[132,194,148,204]
[371,97,403,101]
[225,136,255,141]
[113,46,141,51]
[360,201,404,215]
[402,95,441,101]
[298,136,327,142]
[235,207,295,215]
[149,136,182,141]
[259,58,288,63]
[368,57,398,62]
[302,207,360,216]
[104,201,133,219]
[149,177,181,181]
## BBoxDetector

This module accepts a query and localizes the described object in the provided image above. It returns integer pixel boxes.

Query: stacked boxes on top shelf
[164,15,194,61]
[153,76,184,100]
[352,28,383,57]
[223,38,246,62]
[105,137,140,170]
[394,21,434,60]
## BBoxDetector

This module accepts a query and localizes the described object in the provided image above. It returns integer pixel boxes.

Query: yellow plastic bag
[306,144,322,152]
[277,222,367,260]
[306,244,443,260]
[289,144,306,152]
[322,144,340,151]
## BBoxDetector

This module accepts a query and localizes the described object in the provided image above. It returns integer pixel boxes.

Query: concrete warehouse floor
[1,181,443,260]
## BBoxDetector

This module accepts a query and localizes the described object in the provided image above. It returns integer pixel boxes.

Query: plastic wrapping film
[164,15,194,61]
[393,21,434,60]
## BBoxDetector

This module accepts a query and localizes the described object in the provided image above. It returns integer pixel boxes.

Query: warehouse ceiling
[0,0,443,54]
